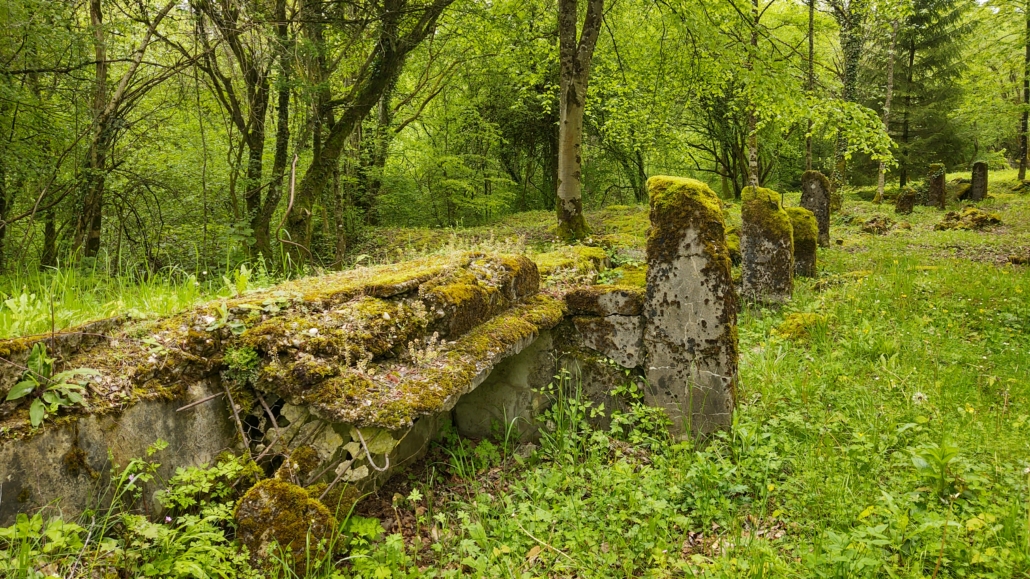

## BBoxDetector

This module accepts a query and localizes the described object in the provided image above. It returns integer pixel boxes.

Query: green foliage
[4,343,98,426]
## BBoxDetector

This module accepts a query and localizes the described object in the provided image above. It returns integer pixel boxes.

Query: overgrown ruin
[0,176,741,537]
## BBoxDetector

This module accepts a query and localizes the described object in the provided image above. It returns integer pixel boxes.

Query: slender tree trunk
[556,0,603,241]
[40,210,57,268]
[254,0,291,260]
[874,21,898,204]
[806,0,814,171]
[830,0,864,191]
[1020,0,1029,181]
[899,39,915,187]
[746,0,759,187]
[75,0,109,259]
[356,78,397,225]
[0,139,7,273]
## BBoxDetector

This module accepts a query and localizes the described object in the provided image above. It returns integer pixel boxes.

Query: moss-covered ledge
[0,251,543,440]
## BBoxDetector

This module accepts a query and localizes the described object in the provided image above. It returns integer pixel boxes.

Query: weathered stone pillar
[643,176,738,437]
[895,186,916,215]
[927,163,946,209]
[741,186,794,303]
[800,170,831,246]
[970,162,988,202]
[787,207,818,277]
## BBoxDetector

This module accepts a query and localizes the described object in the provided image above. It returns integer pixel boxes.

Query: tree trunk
[555,0,602,241]
[899,39,915,187]
[806,0,814,171]
[746,0,759,188]
[253,0,291,261]
[40,210,57,268]
[874,21,898,204]
[74,0,109,259]
[830,0,864,191]
[1020,0,1029,181]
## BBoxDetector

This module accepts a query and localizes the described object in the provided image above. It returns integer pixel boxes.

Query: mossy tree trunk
[556,0,602,241]
[828,0,866,191]
[746,0,760,188]
[73,0,175,259]
[286,0,453,263]
[874,20,898,205]
[1020,0,1029,181]
[806,0,814,171]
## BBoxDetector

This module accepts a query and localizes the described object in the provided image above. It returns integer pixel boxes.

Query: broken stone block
[927,164,947,209]
[573,315,645,369]
[786,207,818,278]
[800,170,831,246]
[741,186,794,303]
[970,162,988,202]
[235,479,337,574]
[564,285,645,316]
[895,186,916,215]
[643,176,738,437]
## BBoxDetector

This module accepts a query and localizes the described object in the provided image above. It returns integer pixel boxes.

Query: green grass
[1,171,1028,578]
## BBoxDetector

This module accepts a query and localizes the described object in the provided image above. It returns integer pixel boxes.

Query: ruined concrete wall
[0,380,236,525]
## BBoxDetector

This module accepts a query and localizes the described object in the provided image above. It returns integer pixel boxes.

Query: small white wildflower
[308,328,319,336]
[912,392,928,405]
[383,312,391,320]
[202,315,216,325]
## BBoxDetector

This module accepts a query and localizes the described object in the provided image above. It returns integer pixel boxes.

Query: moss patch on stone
[565,285,646,316]
[292,294,566,429]
[532,245,609,278]
[235,478,337,574]
[742,186,792,241]
[647,176,731,270]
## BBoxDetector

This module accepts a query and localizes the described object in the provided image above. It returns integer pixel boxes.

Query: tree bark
[830,0,865,191]
[806,0,814,171]
[1020,0,1029,181]
[555,0,603,241]
[74,0,109,259]
[746,0,759,188]
[73,0,175,258]
[254,0,291,260]
[899,38,915,187]
[874,20,898,204]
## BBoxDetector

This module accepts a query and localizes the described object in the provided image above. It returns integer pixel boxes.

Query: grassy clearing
[1,170,1029,577]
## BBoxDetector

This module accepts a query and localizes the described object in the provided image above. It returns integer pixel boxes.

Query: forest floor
[2,170,1029,578]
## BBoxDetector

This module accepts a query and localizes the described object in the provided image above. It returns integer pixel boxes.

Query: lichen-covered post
[970,162,988,202]
[927,163,946,209]
[895,186,916,215]
[786,207,818,277]
[643,176,738,437]
[741,186,794,303]
[800,170,831,246]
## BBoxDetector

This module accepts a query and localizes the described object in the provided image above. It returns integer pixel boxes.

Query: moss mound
[235,478,337,574]
[934,206,1002,231]
[861,215,895,235]
[772,313,827,340]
